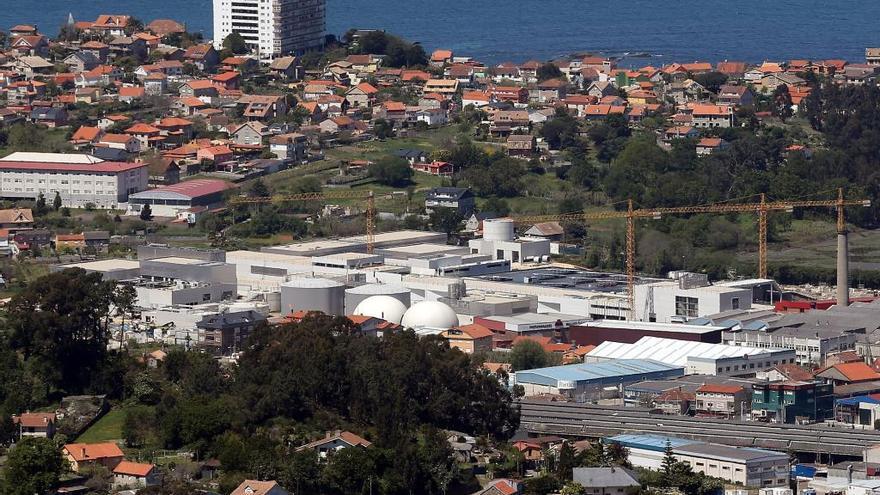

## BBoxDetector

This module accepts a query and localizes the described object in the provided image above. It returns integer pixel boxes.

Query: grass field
[76,408,126,443]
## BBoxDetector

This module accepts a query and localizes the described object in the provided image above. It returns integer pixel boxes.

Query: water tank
[353,295,408,324]
[280,277,345,316]
[344,284,411,314]
[483,218,515,242]
[401,301,459,330]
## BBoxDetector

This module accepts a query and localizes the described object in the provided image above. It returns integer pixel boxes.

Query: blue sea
[3,0,880,64]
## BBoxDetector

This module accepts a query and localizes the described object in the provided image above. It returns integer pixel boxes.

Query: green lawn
[75,408,126,443]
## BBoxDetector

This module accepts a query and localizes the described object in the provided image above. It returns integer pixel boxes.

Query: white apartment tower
[212,0,325,59]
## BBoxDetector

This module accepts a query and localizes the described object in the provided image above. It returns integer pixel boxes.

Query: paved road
[519,399,880,457]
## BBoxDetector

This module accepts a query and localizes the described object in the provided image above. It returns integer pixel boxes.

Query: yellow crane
[512,188,870,318]
[230,190,377,253]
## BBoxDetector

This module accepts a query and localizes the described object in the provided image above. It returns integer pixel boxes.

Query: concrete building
[197,308,266,353]
[53,259,141,281]
[112,461,159,489]
[468,218,550,263]
[568,320,725,347]
[606,434,789,488]
[586,336,797,376]
[0,153,148,208]
[512,359,684,400]
[751,381,833,423]
[424,187,475,215]
[135,257,237,309]
[634,277,753,323]
[722,325,858,366]
[572,467,640,495]
[12,412,56,439]
[212,0,325,59]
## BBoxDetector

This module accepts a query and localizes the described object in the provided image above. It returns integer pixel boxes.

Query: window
[731,297,740,310]
[675,296,699,317]
[202,293,211,301]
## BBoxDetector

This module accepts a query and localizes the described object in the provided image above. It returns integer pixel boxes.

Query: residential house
[716,61,748,78]
[230,480,289,495]
[582,104,626,121]
[147,158,181,185]
[472,479,521,495]
[135,60,184,80]
[6,81,45,105]
[586,81,617,99]
[146,18,186,37]
[490,86,529,104]
[12,412,55,439]
[465,211,499,233]
[718,84,755,107]
[425,187,475,215]
[345,82,379,108]
[695,384,750,418]
[269,133,308,162]
[691,104,733,128]
[197,145,234,165]
[524,221,564,241]
[535,78,567,103]
[319,116,356,134]
[62,443,125,472]
[179,79,219,99]
[211,71,240,91]
[125,123,163,149]
[654,389,694,415]
[395,148,429,165]
[108,36,148,61]
[14,56,54,78]
[489,110,530,137]
[761,72,807,92]
[696,137,728,156]
[98,133,141,154]
[112,461,159,489]
[75,87,103,104]
[506,134,536,158]
[430,49,454,67]
[29,107,67,128]
[816,362,880,386]
[377,100,407,125]
[144,73,168,95]
[230,121,269,147]
[9,35,48,57]
[156,117,195,144]
[414,107,448,126]
[70,126,103,149]
[413,160,454,177]
[462,90,493,108]
[238,94,288,121]
[572,467,640,495]
[423,79,459,96]
[269,56,301,80]
[183,44,220,71]
[867,48,880,66]
[442,324,494,354]
[76,65,124,88]
[221,56,259,74]
[89,15,132,37]
[296,430,372,458]
[118,86,146,103]
[81,41,110,63]
[63,51,101,73]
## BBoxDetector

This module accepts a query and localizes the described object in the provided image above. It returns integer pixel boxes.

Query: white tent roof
[586,336,779,367]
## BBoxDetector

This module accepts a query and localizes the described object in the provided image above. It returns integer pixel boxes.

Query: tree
[772,85,793,122]
[556,441,577,481]
[140,204,153,221]
[249,178,271,198]
[482,197,510,216]
[509,340,548,371]
[35,192,47,215]
[369,156,413,187]
[661,440,676,485]
[560,483,586,495]
[7,269,115,392]
[114,284,137,348]
[373,118,395,139]
[428,208,463,238]
[537,63,564,82]
[222,32,249,54]
[2,437,65,495]
[52,191,62,211]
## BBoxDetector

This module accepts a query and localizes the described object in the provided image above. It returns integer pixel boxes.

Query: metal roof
[515,359,683,384]
[587,336,783,366]
[129,179,234,201]
[606,434,697,451]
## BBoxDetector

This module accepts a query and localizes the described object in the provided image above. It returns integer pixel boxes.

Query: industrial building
[54,258,141,281]
[512,359,684,400]
[280,277,346,316]
[126,179,236,217]
[723,324,859,366]
[0,152,148,208]
[586,336,797,376]
[605,434,789,487]
[634,275,753,323]
[568,320,726,347]
[468,218,551,263]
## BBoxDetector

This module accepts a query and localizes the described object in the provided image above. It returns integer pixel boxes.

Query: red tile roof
[821,362,880,382]
[13,412,55,428]
[63,442,124,462]
[147,179,235,199]
[697,384,744,394]
[71,126,101,142]
[113,461,154,477]
[0,161,145,173]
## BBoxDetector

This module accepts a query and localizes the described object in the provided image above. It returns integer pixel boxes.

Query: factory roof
[674,443,788,463]
[587,336,786,366]
[0,152,103,164]
[60,259,140,272]
[515,359,683,383]
[586,320,726,334]
[606,434,698,451]
[379,243,466,256]
[480,266,664,293]
[129,179,235,201]
[0,160,145,173]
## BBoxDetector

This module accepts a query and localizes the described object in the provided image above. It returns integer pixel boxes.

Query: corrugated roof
[515,359,682,383]
[587,336,784,366]
[130,179,234,201]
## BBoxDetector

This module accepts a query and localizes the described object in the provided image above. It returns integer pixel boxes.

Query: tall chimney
[837,231,850,307]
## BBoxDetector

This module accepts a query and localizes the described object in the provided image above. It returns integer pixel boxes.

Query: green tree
[222,32,249,54]
[2,436,65,495]
[661,440,676,485]
[35,192,47,215]
[140,204,153,221]
[537,63,564,82]
[52,191,62,211]
[509,340,548,371]
[482,197,510,216]
[373,118,395,139]
[556,441,577,481]
[428,208,463,238]
[369,156,413,187]
[114,284,137,348]
[249,178,271,198]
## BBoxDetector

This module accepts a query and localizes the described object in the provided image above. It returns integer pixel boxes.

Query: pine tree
[35,193,46,215]
[52,192,62,211]
[661,439,676,486]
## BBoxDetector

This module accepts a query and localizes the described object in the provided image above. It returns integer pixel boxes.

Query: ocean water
[3,0,880,64]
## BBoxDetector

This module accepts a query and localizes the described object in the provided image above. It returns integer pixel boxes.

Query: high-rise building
[212,0,325,60]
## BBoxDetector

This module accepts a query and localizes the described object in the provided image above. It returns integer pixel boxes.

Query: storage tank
[280,278,345,316]
[483,218,515,242]
[401,301,460,330]
[344,283,411,314]
[353,296,408,324]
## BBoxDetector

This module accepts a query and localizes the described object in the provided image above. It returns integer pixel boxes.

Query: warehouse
[475,312,590,336]
[262,230,447,256]
[127,179,235,217]
[53,259,140,280]
[585,336,796,376]
[634,278,753,323]
[606,434,789,487]
[512,359,684,400]
[568,320,726,346]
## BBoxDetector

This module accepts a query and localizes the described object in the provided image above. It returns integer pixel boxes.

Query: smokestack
[838,231,850,307]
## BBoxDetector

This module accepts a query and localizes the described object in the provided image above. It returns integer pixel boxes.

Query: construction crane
[230,190,377,253]
[512,188,870,318]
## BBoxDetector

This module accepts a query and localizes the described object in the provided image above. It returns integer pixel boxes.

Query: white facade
[634,280,752,323]
[0,157,148,208]
[212,0,325,60]
[135,282,237,309]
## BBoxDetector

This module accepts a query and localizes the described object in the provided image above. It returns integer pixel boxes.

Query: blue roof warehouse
[512,359,684,400]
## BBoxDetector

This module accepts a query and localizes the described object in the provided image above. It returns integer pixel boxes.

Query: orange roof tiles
[63,442,124,461]
[696,384,744,394]
[822,362,880,382]
[70,126,101,142]
[112,461,154,477]
[125,123,161,134]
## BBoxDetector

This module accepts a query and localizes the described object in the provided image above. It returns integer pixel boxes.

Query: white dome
[353,295,408,325]
[401,301,459,330]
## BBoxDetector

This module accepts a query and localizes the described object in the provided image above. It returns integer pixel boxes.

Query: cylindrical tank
[281,278,345,316]
[483,218,515,242]
[264,291,281,313]
[344,284,411,314]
